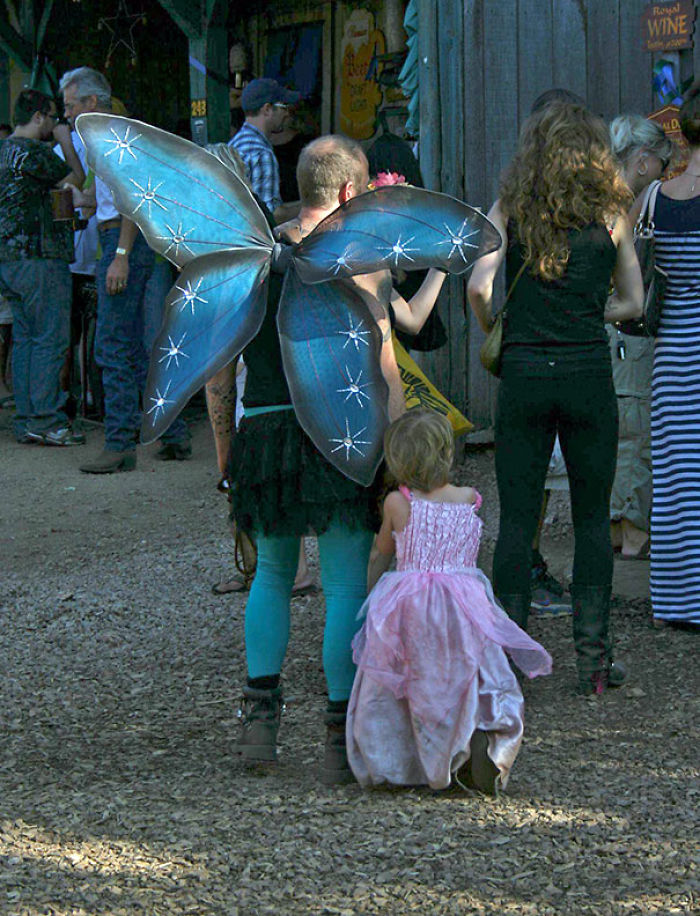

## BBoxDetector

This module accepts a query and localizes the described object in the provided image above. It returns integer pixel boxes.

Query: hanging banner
[640,1,695,52]
[340,9,385,140]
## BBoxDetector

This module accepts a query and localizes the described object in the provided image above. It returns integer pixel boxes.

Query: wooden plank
[517,0,554,124]
[482,0,518,205]
[437,1,464,199]
[462,0,494,429]
[321,2,332,134]
[435,0,466,403]
[620,0,654,113]
[469,0,517,428]
[586,0,621,118]
[156,0,202,40]
[417,0,441,191]
[463,0,486,206]
[552,0,587,103]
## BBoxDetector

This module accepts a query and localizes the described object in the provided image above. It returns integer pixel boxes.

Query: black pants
[492,368,618,598]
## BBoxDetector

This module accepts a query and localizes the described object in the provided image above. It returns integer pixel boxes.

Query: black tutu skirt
[227,410,383,537]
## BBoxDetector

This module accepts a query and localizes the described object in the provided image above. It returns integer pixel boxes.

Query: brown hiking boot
[80,449,136,474]
[321,706,355,786]
[235,686,283,761]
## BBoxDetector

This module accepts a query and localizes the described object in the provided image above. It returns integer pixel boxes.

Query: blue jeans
[0,258,71,439]
[96,230,188,451]
[245,525,374,701]
[135,257,189,446]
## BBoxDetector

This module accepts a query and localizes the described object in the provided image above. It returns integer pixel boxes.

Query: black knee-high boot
[571,584,622,695]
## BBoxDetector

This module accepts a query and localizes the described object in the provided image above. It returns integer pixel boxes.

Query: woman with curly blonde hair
[468,101,643,694]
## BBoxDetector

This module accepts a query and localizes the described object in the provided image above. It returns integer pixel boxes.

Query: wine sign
[641,1,695,51]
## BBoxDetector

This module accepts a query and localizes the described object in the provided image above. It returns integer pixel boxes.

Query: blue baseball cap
[241,78,300,113]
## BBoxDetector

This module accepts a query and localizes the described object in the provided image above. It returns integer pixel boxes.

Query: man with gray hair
[60,67,190,471]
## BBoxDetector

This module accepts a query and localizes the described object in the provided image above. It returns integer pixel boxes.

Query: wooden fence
[417,0,699,430]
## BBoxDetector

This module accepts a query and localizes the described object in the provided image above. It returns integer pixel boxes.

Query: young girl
[346,409,552,793]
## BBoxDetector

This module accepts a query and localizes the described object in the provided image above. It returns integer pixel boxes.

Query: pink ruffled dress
[347,487,552,790]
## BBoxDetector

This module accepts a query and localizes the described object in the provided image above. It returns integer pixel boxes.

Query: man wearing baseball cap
[228,78,300,218]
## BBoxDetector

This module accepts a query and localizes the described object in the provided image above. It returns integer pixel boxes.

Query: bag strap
[634,179,662,237]
[501,261,527,316]
[646,180,662,229]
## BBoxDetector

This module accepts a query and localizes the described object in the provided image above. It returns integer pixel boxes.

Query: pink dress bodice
[394,486,483,572]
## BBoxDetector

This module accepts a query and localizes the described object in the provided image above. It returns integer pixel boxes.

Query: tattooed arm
[205,361,239,475]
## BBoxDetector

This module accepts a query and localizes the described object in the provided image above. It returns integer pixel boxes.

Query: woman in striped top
[636,81,700,627]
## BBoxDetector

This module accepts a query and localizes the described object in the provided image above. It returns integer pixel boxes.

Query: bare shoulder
[453,484,478,505]
[610,212,633,247]
[427,484,477,504]
[385,489,410,514]
[384,489,411,527]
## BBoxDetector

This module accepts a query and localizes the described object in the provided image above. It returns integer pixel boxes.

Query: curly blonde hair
[384,409,454,491]
[500,103,632,280]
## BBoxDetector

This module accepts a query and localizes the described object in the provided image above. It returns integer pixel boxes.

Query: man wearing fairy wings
[74,113,501,782]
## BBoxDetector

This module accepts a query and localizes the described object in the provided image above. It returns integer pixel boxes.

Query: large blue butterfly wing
[277,267,389,486]
[76,113,274,267]
[141,248,270,443]
[293,186,502,283]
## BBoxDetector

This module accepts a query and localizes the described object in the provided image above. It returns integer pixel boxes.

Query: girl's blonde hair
[500,102,632,281]
[384,408,454,491]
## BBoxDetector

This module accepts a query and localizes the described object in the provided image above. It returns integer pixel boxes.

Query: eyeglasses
[273,103,288,110]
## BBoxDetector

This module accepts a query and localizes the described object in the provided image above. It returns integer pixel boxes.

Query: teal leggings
[245,525,374,701]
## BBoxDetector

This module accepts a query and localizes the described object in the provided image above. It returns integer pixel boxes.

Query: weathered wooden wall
[418,0,700,430]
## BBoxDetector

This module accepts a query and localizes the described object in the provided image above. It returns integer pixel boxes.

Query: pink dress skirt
[346,488,552,790]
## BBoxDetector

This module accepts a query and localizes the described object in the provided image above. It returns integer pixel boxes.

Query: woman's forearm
[406,268,447,329]
[604,293,644,323]
[467,285,494,334]
[392,269,447,335]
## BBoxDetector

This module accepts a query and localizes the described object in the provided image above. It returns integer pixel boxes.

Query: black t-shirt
[502,223,616,372]
[0,137,73,262]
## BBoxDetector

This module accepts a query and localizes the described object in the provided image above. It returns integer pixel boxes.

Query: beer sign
[641,1,695,51]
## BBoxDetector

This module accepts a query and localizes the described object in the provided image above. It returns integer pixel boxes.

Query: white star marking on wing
[439,219,479,262]
[103,125,142,164]
[337,367,371,408]
[330,254,351,276]
[329,418,371,460]
[172,277,208,315]
[146,381,174,423]
[338,316,371,351]
[158,333,189,369]
[130,177,168,216]
[380,234,418,267]
[156,221,196,258]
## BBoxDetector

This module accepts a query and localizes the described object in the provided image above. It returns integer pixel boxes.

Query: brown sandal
[211,574,253,595]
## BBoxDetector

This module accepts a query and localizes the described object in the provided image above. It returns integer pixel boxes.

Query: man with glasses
[228,78,299,219]
[0,89,85,446]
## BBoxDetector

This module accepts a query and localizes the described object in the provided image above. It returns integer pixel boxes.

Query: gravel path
[1,413,697,915]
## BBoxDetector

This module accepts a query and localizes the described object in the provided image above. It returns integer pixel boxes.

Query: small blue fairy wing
[277,268,389,486]
[141,248,269,444]
[293,185,502,283]
[76,113,274,267]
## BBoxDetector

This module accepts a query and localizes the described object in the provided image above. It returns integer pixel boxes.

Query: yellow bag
[393,335,472,436]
